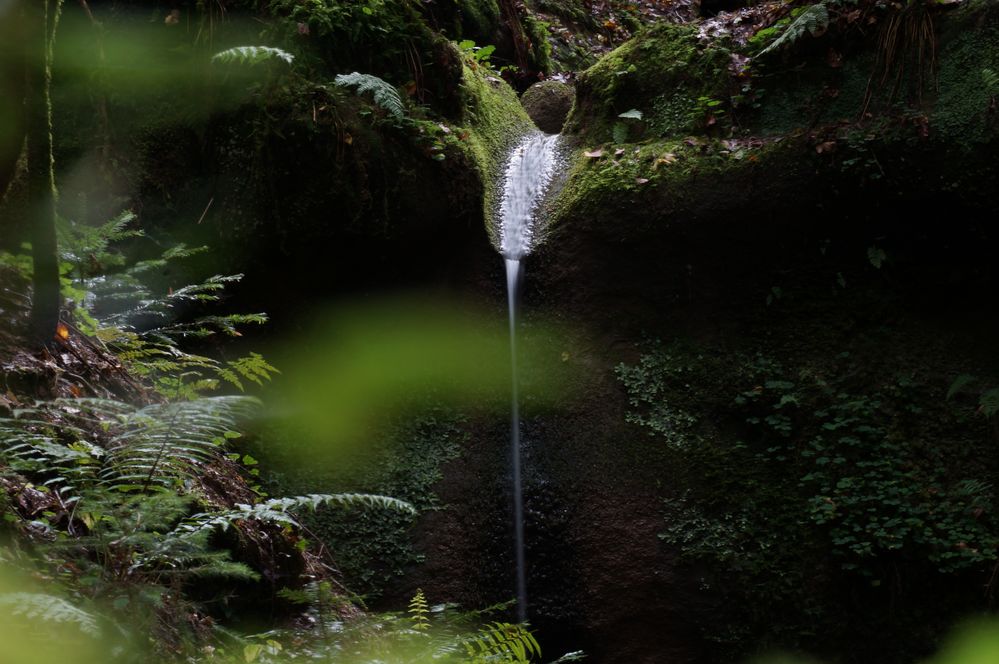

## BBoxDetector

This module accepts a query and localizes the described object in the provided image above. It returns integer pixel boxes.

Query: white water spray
[497,130,561,623]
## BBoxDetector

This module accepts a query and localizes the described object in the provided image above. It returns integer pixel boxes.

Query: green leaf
[947,374,976,400]
[212,46,294,66]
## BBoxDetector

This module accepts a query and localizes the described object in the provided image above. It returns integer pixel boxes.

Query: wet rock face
[521,80,574,134]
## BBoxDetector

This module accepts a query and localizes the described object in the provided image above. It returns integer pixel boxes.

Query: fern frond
[217,352,280,391]
[409,588,431,631]
[212,45,294,66]
[334,72,405,119]
[172,493,416,539]
[983,68,999,95]
[981,389,999,418]
[0,593,100,637]
[759,1,832,56]
[456,622,541,663]
[100,396,260,491]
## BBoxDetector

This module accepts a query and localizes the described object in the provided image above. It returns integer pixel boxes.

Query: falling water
[497,130,561,623]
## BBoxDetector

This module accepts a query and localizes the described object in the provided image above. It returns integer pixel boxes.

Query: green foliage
[212,46,295,66]
[173,493,416,539]
[0,395,259,495]
[982,68,999,94]
[0,593,100,637]
[256,409,466,598]
[619,342,999,653]
[459,622,541,662]
[250,588,547,663]
[409,588,431,631]
[757,1,836,56]
[334,72,406,120]
[101,396,260,492]
[947,374,999,419]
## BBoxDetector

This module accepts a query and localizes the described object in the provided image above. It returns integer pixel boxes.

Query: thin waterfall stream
[497,130,562,622]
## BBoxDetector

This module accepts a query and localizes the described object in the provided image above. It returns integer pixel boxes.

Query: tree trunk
[25,0,63,344]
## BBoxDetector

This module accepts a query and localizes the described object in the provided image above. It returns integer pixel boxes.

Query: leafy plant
[334,72,405,120]
[757,1,839,56]
[212,46,295,66]
[0,593,101,637]
[619,342,999,653]
[409,588,431,631]
[458,40,498,70]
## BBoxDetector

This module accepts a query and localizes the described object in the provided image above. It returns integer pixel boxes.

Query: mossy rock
[551,1,999,244]
[110,53,532,319]
[521,80,574,133]
[565,22,732,143]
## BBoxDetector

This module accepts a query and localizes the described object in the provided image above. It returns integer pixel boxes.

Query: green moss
[932,3,999,146]
[524,14,554,74]
[521,80,574,133]
[454,61,533,241]
[755,55,874,136]
[458,0,502,41]
[549,137,801,233]
[566,23,732,142]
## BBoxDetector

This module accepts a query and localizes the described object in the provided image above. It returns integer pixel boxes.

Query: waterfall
[497,130,561,623]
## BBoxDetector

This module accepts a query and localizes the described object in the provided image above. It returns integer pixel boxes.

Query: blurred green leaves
[272,296,572,459]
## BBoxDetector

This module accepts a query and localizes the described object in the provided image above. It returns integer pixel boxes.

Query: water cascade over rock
[496,130,562,622]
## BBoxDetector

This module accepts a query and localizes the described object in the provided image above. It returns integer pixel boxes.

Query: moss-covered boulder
[521,80,574,133]
[551,2,999,242]
[565,22,733,143]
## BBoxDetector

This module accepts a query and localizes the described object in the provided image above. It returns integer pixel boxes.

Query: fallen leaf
[815,141,837,154]
[615,148,625,157]
[635,177,650,184]
[55,323,70,341]
[584,149,604,158]
[652,152,678,170]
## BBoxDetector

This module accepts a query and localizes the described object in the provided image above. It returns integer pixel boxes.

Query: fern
[758,1,835,56]
[172,493,416,538]
[0,593,100,637]
[100,395,260,491]
[984,68,999,95]
[409,588,431,631]
[981,389,999,418]
[334,72,405,119]
[216,352,280,392]
[212,45,294,66]
[456,622,541,663]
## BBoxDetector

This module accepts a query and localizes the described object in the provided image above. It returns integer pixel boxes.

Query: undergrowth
[617,341,999,660]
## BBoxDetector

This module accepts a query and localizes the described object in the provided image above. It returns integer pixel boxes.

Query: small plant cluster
[269,585,549,663]
[617,343,999,655]
[1,209,278,399]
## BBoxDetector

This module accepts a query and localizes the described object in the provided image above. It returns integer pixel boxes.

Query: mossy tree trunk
[24,0,63,344]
